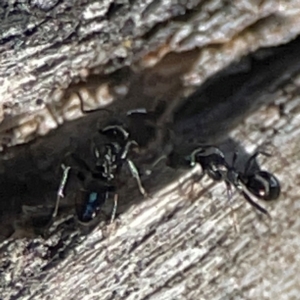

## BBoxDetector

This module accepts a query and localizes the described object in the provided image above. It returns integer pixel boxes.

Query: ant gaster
[53,151,117,225]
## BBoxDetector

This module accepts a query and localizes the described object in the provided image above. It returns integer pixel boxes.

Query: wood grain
[1,0,300,148]
[2,92,299,299]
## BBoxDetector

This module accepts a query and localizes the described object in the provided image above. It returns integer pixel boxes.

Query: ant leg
[244,152,259,175]
[43,164,71,237]
[152,155,167,167]
[187,171,205,198]
[121,140,138,160]
[230,175,271,218]
[127,159,147,197]
[241,190,271,219]
[110,194,118,224]
[190,150,198,167]
[244,150,271,175]
[224,181,240,233]
[52,164,71,218]
[144,155,168,175]
[225,181,234,200]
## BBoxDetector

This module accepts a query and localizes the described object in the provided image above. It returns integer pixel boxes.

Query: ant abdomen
[75,190,107,223]
[245,171,281,201]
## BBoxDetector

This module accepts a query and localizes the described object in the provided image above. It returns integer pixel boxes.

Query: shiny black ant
[52,135,144,227]
[51,97,164,226]
[166,146,281,216]
[224,150,281,213]
[53,151,117,226]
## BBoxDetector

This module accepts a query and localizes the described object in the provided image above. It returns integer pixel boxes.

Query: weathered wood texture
[1,1,300,299]
[1,0,300,148]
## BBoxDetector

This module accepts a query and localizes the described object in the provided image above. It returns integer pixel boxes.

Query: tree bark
[1,0,300,299]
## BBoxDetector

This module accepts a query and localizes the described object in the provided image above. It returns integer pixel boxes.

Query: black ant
[52,135,144,227]
[53,151,117,226]
[50,98,164,227]
[166,146,281,216]
[224,150,281,211]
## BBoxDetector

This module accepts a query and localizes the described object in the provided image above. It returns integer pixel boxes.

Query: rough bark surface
[1,0,300,148]
[1,1,300,299]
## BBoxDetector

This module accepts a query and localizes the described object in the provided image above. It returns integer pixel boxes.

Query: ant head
[192,146,227,181]
[245,171,280,201]
[193,146,226,164]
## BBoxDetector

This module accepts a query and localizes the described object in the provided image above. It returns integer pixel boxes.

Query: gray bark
[1,0,300,299]
[1,0,300,148]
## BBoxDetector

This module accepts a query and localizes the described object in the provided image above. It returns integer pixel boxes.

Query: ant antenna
[144,155,168,175]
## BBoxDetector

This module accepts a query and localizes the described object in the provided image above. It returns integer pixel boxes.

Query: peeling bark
[1,0,300,148]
